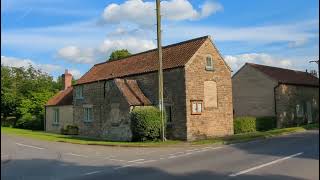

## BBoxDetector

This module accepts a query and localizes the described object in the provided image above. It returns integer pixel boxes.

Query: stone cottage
[45,70,73,133]
[46,36,234,141]
[232,63,319,127]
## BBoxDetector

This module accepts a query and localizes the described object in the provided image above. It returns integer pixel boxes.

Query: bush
[61,124,79,135]
[256,116,277,131]
[16,113,43,130]
[1,117,16,127]
[234,116,256,134]
[130,106,162,141]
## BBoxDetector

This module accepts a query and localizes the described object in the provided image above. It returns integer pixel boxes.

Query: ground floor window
[84,107,93,122]
[53,108,59,125]
[191,100,203,115]
[296,104,304,117]
[165,106,172,123]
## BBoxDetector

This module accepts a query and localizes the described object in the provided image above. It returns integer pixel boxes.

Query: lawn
[1,123,318,147]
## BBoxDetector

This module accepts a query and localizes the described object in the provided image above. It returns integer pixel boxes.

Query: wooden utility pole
[156,0,165,141]
[309,60,319,77]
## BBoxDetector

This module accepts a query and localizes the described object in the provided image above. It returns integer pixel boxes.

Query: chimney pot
[62,69,72,90]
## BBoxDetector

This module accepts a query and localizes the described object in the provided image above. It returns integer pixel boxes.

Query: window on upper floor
[75,85,83,99]
[205,55,214,71]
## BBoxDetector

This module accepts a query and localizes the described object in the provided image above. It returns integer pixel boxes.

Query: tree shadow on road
[1,158,309,180]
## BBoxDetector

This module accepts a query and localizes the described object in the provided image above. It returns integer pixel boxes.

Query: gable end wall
[185,38,233,140]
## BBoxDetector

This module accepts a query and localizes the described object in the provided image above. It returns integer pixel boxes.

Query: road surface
[1,130,319,180]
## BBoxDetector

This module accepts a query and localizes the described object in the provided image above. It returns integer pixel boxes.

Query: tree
[1,65,60,128]
[109,49,131,61]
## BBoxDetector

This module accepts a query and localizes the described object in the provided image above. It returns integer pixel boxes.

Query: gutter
[273,83,280,126]
[44,106,46,131]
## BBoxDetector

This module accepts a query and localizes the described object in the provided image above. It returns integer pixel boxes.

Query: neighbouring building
[232,63,319,127]
[45,70,73,133]
[46,36,234,141]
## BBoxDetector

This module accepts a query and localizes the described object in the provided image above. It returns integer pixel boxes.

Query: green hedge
[234,116,277,134]
[16,113,43,130]
[234,116,256,134]
[256,116,277,131]
[130,106,162,142]
[61,124,79,135]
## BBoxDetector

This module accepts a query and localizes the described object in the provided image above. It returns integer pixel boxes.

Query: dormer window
[205,55,214,71]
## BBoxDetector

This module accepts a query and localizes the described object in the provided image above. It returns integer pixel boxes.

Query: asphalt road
[1,130,319,180]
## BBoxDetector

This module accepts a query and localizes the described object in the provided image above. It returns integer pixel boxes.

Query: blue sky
[1,0,319,79]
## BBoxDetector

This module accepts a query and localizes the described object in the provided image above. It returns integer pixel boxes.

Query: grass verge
[1,127,182,147]
[192,123,318,145]
[1,123,318,147]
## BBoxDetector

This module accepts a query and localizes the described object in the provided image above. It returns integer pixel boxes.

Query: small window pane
[206,57,212,66]
[192,103,197,113]
[84,107,93,122]
[197,103,202,112]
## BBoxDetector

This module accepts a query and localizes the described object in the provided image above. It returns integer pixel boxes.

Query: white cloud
[1,55,62,73]
[101,0,222,26]
[164,20,318,46]
[224,53,293,72]
[1,55,82,79]
[57,37,156,64]
[57,46,96,64]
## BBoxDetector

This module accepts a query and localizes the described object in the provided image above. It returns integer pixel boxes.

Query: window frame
[191,100,203,115]
[83,107,93,123]
[296,104,304,117]
[205,55,214,71]
[53,108,59,125]
[75,85,84,99]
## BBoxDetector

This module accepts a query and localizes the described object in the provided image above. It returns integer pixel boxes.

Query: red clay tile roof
[76,36,209,85]
[114,79,151,106]
[46,87,73,106]
[248,63,319,86]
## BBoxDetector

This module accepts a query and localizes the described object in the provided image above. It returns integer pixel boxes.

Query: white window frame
[75,85,83,99]
[191,100,203,115]
[53,108,59,125]
[205,55,214,71]
[84,107,93,122]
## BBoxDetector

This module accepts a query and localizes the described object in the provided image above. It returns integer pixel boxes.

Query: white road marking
[114,160,156,169]
[186,148,200,152]
[127,159,145,163]
[107,158,126,162]
[64,153,88,158]
[15,143,44,150]
[167,147,222,159]
[84,171,101,175]
[168,152,185,156]
[229,152,304,177]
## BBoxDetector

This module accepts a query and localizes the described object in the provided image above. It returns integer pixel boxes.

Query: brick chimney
[62,69,72,90]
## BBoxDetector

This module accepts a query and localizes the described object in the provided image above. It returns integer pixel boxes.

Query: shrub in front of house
[130,106,162,142]
[16,113,43,130]
[61,124,79,135]
[255,116,277,131]
[234,116,256,134]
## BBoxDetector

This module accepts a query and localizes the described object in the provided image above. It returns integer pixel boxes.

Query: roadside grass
[192,123,319,145]
[1,123,318,147]
[0,127,182,147]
